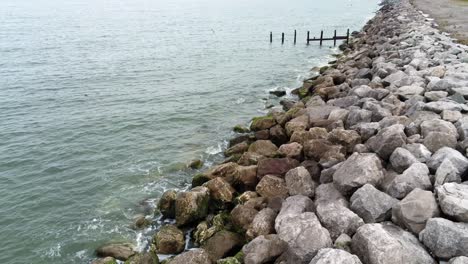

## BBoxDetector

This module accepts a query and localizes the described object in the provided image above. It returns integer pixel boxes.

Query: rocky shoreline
[93,0,468,263]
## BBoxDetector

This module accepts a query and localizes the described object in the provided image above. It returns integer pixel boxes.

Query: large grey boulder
[392,189,440,234]
[285,167,316,198]
[275,195,314,229]
[435,159,462,186]
[246,208,277,239]
[366,124,407,160]
[424,101,464,113]
[420,119,458,138]
[449,256,468,264]
[403,143,432,163]
[309,249,362,264]
[352,223,436,264]
[350,184,398,223]
[315,183,349,208]
[389,147,419,173]
[386,163,432,199]
[420,218,468,259]
[457,116,468,140]
[423,131,457,152]
[346,109,372,128]
[316,203,364,240]
[242,234,287,264]
[275,212,332,263]
[333,153,384,196]
[167,249,212,264]
[436,183,468,222]
[427,147,468,172]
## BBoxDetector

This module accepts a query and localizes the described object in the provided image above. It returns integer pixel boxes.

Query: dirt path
[410,0,468,44]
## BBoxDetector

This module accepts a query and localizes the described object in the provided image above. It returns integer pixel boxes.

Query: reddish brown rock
[257,158,300,178]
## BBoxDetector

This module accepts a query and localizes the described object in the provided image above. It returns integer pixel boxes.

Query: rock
[389,147,419,173]
[250,116,277,131]
[270,125,288,146]
[270,88,286,97]
[225,142,249,157]
[154,225,185,254]
[427,147,468,172]
[449,256,468,264]
[236,165,258,189]
[316,202,364,240]
[367,124,407,160]
[242,235,287,264]
[276,212,332,263]
[203,177,236,203]
[386,163,432,199]
[248,140,278,158]
[334,234,352,252]
[352,223,436,264]
[420,218,468,259]
[351,122,380,141]
[303,139,344,161]
[397,85,425,99]
[425,91,448,101]
[96,244,136,261]
[278,142,303,160]
[315,183,349,208]
[346,109,372,128]
[327,128,361,153]
[92,257,118,264]
[457,116,468,140]
[167,249,212,264]
[435,159,461,186]
[231,204,258,231]
[437,183,468,222]
[350,184,398,223]
[256,175,288,199]
[202,230,243,261]
[284,166,315,197]
[328,108,350,121]
[442,110,462,122]
[257,158,300,178]
[133,214,151,229]
[333,153,384,196]
[158,190,177,219]
[424,101,464,113]
[392,189,440,234]
[246,208,277,239]
[421,119,458,138]
[255,130,270,140]
[309,249,362,264]
[275,195,314,228]
[285,115,309,136]
[204,162,239,184]
[402,143,432,163]
[175,186,210,226]
[423,131,458,153]
[189,159,204,169]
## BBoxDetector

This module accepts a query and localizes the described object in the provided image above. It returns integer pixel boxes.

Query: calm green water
[0,0,379,262]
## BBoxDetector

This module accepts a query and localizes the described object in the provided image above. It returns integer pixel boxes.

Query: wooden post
[307,31,310,45]
[334,30,337,46]
[282,32,284,44]
[294,30,297,44]
[319,30,323,46]
[347,29,350,44]
[270,32,272,43]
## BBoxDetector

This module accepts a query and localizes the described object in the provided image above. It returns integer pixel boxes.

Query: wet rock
[392,189,440,234]
[386,163,432,199]
[316,202,364,240]
[204,162,239,185]
[237,152,264,166]
[167,248,212,264]
[242,234,287,264]
[367,124,407,160]
[420,218,468,260]
[276,212,332,263]
[270,88,286,97]
[278,142,303,160]
[256,175,288,199]
[402,143,431,163]
[327,128,361,153]
[247,140,278,158]
[125,252,159,264]
[154,225,185,254]
[175,186,210,226]
[231,204,258,231]
[257,158,300,178]
[284,166,316,197]
[246,208,277,239]
[225,142,249,157]
[309,249,362,264]
[389,147,419,173]
[203,177,236,203]
[350,184,398,223]
[202,230,243,262]
[96,243,136,261]
[133,214,151,229]
[250,116,277,131]
[189,159,204,169]
[352,223,436,264]
[437,183,468,222]
[158,190,177,219]
[333,152,384,196]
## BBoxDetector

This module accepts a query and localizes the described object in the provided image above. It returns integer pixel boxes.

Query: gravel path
[411,0,468,44]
